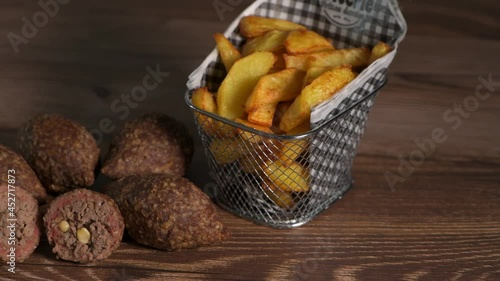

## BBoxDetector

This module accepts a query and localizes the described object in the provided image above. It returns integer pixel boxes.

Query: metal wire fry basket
[185,79,386,228]
[184,0,406,227]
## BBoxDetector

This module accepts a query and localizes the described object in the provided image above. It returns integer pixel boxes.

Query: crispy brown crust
[43,189,124,263]
[18,114,100,193]
[0,144,47,203]
[103,174,228,251]
[0,184,40,262]
[102,113,194,180]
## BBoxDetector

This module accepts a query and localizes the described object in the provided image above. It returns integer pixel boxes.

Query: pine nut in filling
[77,227,91,244]
[59,220,70,233]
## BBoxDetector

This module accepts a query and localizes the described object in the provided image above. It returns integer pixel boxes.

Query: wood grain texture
[0,0,499,280]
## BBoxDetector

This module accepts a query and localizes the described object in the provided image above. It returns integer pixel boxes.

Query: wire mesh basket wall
[185,80,385,228]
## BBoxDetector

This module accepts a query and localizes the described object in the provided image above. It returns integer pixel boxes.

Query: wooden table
[1,0,499,280]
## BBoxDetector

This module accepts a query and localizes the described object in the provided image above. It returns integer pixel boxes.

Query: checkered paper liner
[186,0,407,227]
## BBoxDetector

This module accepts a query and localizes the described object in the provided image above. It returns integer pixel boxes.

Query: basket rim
[184,78,387,141]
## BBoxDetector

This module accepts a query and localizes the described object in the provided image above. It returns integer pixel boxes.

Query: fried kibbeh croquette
[103,174,228,251]
[0,144,47,203]
[102,113,194,180]
[0,184,40,262]
[43,189,124,263]
[18,114,100,193]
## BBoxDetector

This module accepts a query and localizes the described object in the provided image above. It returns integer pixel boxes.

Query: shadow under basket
[185,80,386,228]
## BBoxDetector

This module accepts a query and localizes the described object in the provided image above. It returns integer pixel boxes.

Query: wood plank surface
[0,0,499,280]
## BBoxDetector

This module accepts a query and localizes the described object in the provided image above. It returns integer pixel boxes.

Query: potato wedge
[278,121,310,164]
[283,53,310,71]
[271,102,292,134]
[239,143,279,174]
[239,154,263,174]
[285,30,334,55]
[269,53,287,73]
[214,33,242,72]
[192,87,217,134]
[242,30,288,56]
[235,118,274,144]
[308,47,370,69]
[240,16,306,38]
[279,66,356,132]
[246,68,305,127]
[261,160,309,192]
[369,41,392,64]
[210,139,246,165]
[191,88,236,138]
[207,119,237,138]
[275,102,292,120]
[262,179,295,209]
[303,66,335,87]
[217,52,277,120]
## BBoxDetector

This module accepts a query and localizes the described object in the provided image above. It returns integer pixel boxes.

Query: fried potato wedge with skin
[308,47,370,69]
[285,49,369,71]
[303,66,335,87]
[210,120,237,138]
[274,102,292,122]
[210,139,246,165]
[271,102,292,134]
[239,144,279,174]
[369,41,392,64]
[279,66,357,132]
[262,160,309,193]
[214,33,242,72]
[283,53,310,71]
[285,30,334,55]
[191,88,236,138]
[279,120,310,164]
[262,179,295,209]
[235,118,275,144]
[239,154,263,174]
[267,52,287,74]
[246,68,305,127]
[217,52,277,121]
[192,87,217,134]
[242,30,289,56]
[279,138,309,164]
[240,16,306,38]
